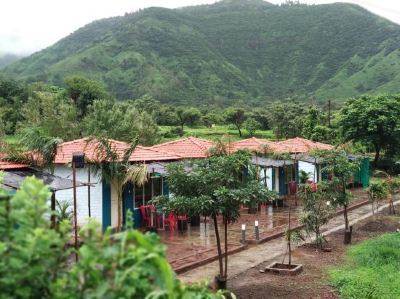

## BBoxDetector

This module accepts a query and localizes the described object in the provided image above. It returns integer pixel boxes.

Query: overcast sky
[1,0,399,55]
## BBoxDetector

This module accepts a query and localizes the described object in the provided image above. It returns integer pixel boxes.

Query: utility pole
[328,99,331,128]
[72,152,85,262]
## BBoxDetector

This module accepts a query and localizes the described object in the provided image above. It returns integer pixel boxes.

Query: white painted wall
[298,161,317,182]
[54,166,103,226]
[274,169,279,192]
[259,168,273,191]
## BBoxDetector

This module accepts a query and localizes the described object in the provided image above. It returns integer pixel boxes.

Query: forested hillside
[3,0,400,104]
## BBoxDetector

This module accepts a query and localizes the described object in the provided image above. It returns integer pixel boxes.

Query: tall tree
[267,100,306,139]
[19,91,79,140]
[65,76,110,118]
[339,95,400,166]
[225,108,246,137]
[83,100,160,146]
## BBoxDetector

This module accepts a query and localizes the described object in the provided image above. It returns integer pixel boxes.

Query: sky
[1,0,399,56]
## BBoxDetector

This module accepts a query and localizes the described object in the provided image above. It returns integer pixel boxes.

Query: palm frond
[124,163,148,187]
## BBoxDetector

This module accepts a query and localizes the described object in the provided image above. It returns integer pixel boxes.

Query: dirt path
[229,210,400,299]
[178,197,400,287]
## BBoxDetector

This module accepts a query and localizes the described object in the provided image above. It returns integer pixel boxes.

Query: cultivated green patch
[330,233,400,299]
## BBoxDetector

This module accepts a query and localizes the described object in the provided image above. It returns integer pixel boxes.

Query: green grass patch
[159,125,275,142]
[329,233,400,299]
[3,135,19,144]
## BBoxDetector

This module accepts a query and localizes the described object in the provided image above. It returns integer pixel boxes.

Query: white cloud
[0,0,398,55]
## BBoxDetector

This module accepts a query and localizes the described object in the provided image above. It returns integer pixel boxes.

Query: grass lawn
[159,125,275,142]
[329,232,400,299]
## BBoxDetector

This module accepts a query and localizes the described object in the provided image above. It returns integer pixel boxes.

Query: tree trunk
[213,215,224,278]
[373,146,380,167]
[236,124,242,137]
[288,204,292,265]
[117,191,122,232]
[344,205,349,230]
[224,218,228,278]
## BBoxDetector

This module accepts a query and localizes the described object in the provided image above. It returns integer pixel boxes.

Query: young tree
[155,152,271,288]
[89,138,148,231]
[339,95,400,166]
[367,181,388,214]
[299,182,331,249]
[225,108,246,137]
[317,150,359,244]
[243,118,261,137]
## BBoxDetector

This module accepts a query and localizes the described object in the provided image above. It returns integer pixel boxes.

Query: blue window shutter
[271,168,275,191]
[163,177,170,196]
[102,181,111,232]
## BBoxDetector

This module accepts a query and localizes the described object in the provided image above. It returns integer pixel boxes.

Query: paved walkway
[179,197,400,284]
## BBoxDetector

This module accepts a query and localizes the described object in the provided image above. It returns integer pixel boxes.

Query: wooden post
[87,167,91,218]
[72,162,78,262]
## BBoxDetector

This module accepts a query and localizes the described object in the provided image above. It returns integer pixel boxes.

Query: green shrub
[330,233,400,299]
[0,177,227,299]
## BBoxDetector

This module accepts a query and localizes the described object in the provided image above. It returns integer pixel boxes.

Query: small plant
[299,182,332,249]
[55,199,73,223]
[367,181,389,214]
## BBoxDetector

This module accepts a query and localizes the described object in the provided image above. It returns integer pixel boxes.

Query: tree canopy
[339,95,400,165]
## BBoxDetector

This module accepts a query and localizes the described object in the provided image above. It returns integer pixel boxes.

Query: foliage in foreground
[330,233,400,299]
[0,177,226,299]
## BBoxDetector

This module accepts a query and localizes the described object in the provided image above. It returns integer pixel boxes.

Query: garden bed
[228,209,400,299]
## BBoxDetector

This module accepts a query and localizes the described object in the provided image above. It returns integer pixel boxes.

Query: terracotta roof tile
[150,137,213,159]
[54,138,183,164]
[0,161,29,170]
[54,138,130,164]
[129,146,182,162]
[277,137,333,153]
[230,137,288,153]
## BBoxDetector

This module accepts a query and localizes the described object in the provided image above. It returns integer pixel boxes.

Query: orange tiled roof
[54,138,130,164]
[0,161,29,170]
[129,146,182,162]
[230,137,285,153]
[54,138,183,164]
[276,137,334,153]
[150,137,213,159]
[0,153,29,170]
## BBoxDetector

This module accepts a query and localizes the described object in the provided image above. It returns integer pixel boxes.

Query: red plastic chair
[139,205,151,228]
[164,213,177,231]
[288,180,297,195]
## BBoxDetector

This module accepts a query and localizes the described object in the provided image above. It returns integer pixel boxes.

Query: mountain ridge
[2,0,400,105]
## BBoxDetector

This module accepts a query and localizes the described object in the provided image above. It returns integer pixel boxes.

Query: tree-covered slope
[3,0,400,104]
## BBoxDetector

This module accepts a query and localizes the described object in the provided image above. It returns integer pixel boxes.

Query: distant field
[159,125,275,142]
[3,135,19,144]
[3,127,275,146]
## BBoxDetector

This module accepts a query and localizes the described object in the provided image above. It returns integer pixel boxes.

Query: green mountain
[3,0,400,104]
[0,53,23,69]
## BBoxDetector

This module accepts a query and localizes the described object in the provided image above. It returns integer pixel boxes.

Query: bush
[330,233,400,299]
[0,177,227,298]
